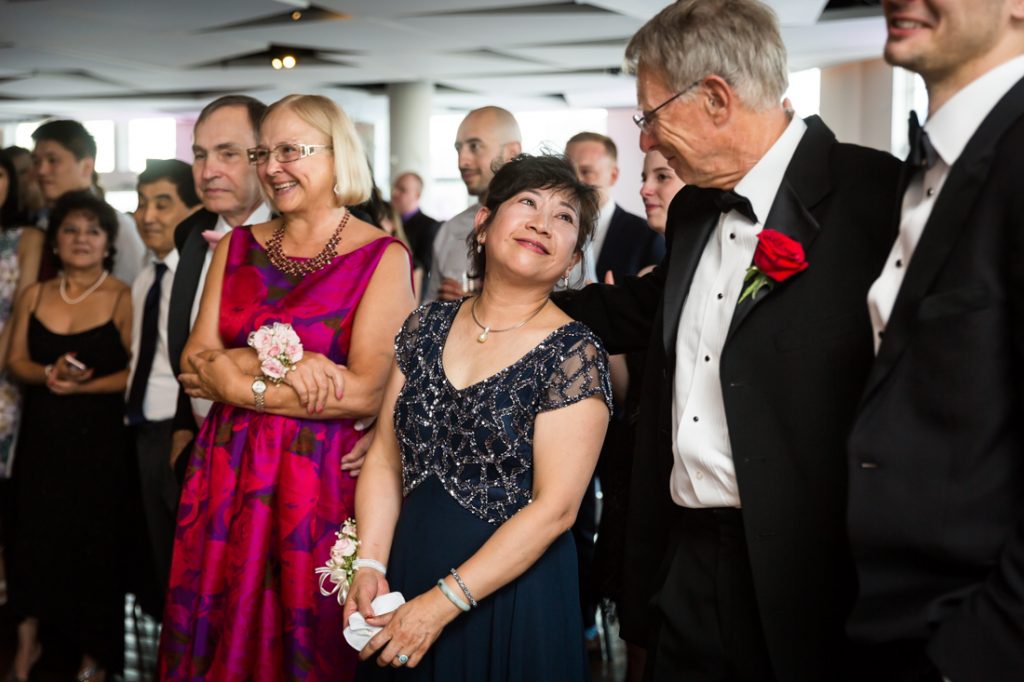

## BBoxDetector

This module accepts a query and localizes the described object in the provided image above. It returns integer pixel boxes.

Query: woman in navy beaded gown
[345,154,613,681]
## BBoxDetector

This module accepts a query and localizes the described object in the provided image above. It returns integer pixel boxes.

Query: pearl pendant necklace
[470,296,549,343]
[59,270,109,305]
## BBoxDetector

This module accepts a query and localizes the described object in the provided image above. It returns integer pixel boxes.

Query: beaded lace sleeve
[393,305,426,376]
[537,332,614,416]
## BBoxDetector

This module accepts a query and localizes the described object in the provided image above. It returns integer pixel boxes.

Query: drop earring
[333,183,341,195]
[561,272,569,288]
[476,242,483,253]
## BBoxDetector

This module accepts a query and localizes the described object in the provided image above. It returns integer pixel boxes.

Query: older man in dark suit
[846,1,1024,680]
[167,95,270,471]
[555,1,901,679]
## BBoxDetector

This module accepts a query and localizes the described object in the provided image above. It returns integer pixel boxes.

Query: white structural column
[388,81,434,188]
[819,58,895,154]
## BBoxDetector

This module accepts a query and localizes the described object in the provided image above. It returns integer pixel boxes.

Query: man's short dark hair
[138,158,201,208]
[32,120,97,160]
[566,131,618,162]
[47,190,119,271]
[195,95,267,137]
[467,153,599,283]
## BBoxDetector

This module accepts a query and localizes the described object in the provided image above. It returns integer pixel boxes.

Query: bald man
[426,106,522,301]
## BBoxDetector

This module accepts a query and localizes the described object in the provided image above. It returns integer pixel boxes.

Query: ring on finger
[396,654,409,665]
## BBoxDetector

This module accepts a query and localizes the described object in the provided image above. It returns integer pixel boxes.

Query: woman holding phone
[4,190,131,682]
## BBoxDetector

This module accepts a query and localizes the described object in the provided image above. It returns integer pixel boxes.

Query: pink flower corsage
[247,322,303,383]
[316,518,360,604]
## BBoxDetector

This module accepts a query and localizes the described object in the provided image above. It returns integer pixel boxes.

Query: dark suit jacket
[595,205,665,282]
[403,208,441,274]
[168,208,218,437]
[846,78,1024,681]
[556,116,901,680]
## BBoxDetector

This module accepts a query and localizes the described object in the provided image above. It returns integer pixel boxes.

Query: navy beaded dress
[358,300,612,682]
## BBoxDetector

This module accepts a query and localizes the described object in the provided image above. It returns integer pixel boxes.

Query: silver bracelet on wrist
[436,578,470,612]
[352,557,387,575]
[449,568,478,608]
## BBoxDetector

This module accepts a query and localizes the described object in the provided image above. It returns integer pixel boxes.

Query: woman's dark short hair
[0,150,21,229]
[467,153,600,282]
[47,190,119,271]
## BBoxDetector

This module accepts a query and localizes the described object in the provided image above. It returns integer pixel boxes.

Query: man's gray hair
[625,0,789,111]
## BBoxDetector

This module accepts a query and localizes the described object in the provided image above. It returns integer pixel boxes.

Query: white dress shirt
[670,115,807,509]
[424,203,481,301]
[126,250,179,422]
[867,55,1024,352]
[189,202,273,422]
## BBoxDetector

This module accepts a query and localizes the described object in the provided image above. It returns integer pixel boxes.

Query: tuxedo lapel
[726,116,831,341]
[595,205,624,278]
[662,188,718,356]
[861,77,1024,402]
[168,210,217,375]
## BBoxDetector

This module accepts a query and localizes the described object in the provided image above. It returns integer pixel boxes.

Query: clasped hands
[343,568,461,669]
[180,348,345,414]
[45,353,93,395]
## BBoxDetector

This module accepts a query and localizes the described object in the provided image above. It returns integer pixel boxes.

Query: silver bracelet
[436,579,470,612]
[449,568,478,608]
[352,558,386,574]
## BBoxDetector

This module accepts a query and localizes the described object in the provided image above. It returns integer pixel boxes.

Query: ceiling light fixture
[271,57,284,70]
[291,11,302,20]
[282,55,297,69]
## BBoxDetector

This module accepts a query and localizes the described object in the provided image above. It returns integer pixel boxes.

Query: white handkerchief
[343,592,406,651]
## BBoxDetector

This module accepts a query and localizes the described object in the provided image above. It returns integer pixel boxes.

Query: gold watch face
[252,378,268,394]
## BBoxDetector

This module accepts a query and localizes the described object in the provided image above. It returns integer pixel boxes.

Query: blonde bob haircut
[625,0,788,112]
[262,94,373,207]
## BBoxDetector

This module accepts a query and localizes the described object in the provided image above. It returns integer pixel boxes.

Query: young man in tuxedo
[167,95,270,472]
[565,132,664,283]
[846,1,1024,679]
[555,1,901,679]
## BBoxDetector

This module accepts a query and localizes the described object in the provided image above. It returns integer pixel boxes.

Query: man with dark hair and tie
[127,158,200,598]
[846,1,1024,679]
[166,95,270,473]
[555,1,902,679]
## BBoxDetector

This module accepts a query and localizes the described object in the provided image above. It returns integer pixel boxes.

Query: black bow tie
[707,188,758,223]
[907,111,937,171]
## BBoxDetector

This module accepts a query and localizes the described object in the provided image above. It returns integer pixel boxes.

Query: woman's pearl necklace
[59,270,109,305]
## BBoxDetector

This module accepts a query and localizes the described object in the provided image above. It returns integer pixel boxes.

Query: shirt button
[878,330,885,339]
[717,293,724,300]
[695,470,704,480]
[895,259,903,268]
[729,233,736,240]
[704,355,710,362]
[692,416,699,422]
[926,187,936,197]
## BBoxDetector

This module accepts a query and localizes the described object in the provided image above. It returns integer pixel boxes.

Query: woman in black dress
[345,154,612,681]
[5,190,132,682]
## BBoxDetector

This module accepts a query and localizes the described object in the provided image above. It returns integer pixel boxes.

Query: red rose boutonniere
[739,229,809,303]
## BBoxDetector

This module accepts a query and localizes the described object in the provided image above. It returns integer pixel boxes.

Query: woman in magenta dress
[159,94,415,681]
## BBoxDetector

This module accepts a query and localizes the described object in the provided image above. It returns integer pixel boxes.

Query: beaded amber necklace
[266,210,350,277]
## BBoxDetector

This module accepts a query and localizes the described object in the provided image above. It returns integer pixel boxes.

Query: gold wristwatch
[251,376,268,412]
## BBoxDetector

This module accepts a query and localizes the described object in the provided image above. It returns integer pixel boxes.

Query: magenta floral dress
[159,227,405,681]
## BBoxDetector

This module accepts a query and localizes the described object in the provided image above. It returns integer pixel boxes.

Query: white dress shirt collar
[150,247,179,272]
[214,201,273,232]
[925,54,1024,167]
[734,114,808,226]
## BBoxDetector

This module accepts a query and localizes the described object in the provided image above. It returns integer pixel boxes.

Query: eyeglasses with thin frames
[247,143,333,166]
[632,78,703,133]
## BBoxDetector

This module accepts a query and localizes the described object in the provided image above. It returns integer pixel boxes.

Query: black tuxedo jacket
[846,78,1024,680]
[168,208,218,378]
[556,116,901,680]
[403,208,441,274]
[595,205,664,281]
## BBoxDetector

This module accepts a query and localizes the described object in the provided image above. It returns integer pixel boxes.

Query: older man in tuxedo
[846,1,1024,680]
[167,95,270,470]
[555,1,901,679]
